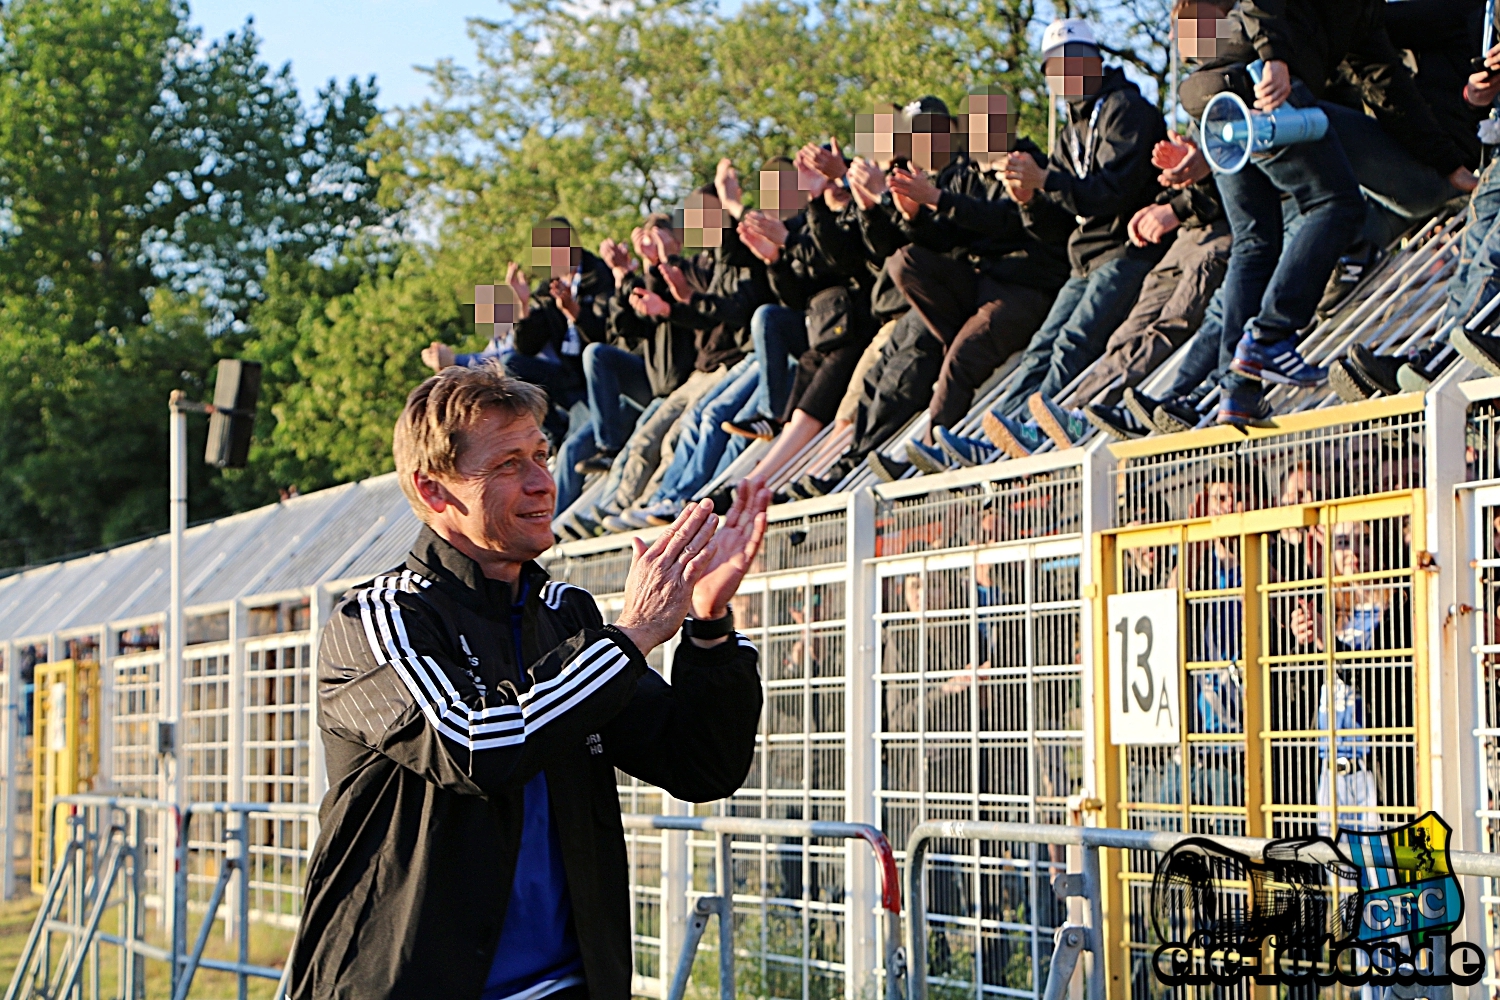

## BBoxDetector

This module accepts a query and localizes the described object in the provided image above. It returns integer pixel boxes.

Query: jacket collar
[405,525,550,621]
[1065,66,1133,119]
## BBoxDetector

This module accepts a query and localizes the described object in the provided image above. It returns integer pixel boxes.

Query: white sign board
[1107,590,1180,745]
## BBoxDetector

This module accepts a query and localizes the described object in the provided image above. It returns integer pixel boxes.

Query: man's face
[1176,4,1232,60]
[1045,45,1104,100]
[531,224,581,279]
[855,105,913,169]
[964,91,1015,168]
[759,166,809,220]
[432,409,557,564]
[1280,469,1320,506]
[908,112,957,173]
[474,282,519,338]
[677,192,725,249]
[648,222,682,258]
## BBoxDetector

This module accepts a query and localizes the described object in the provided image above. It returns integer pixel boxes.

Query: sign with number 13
[1107,590,1180,745]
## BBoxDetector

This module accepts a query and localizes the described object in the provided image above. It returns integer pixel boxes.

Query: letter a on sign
[1107,590,1180,745]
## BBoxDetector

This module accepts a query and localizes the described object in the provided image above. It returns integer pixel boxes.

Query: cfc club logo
[1150,812,1485,988]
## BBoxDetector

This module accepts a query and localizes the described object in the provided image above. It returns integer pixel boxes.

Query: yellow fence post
[31,659,101,892]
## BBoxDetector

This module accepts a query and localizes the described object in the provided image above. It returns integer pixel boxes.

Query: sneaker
[641,499,685,526]
[723,416,783,441]
[981,410,1046,459]
[1083,402,1148,441]
[604,508,654,532]
[573,451,616,476]
[1122,387,1163,430]
[1152,398,1202,435]
[935,425,1000,466]
[1346,342,1402,395]
[1229,333,1327,387]
[1396,345,1447,394]
[552,515,588,542]
[1330,357,1382,404]
[905,438,953,476]
[572,510,606,537]
[1453,325,1500,379]
[786,473,834,500]
[868,451,912,482]
[702,485,735,514]
[1316,242,1383,319]
[1215,381,1274,428]
[1028,393,1090,449]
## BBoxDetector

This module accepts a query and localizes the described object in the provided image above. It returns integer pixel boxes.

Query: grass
[0,892,295,999]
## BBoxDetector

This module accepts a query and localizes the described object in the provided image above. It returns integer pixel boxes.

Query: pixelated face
[1045,44,1104,99]
[1176,3,1232,60]
[907,111,957,173]
[964,90,1015,167]
[854,104,913,168]
[759,165,810,220]
[473,282,521,337]
[530,224,581,279]
[676,191,726,249]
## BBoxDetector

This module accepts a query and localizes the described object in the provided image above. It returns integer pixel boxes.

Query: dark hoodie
[1032,66,1170,277]
[512,249,615,381]
[1232,0,1468,175]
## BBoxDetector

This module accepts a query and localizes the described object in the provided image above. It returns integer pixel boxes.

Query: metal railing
[620,814,903,1000]
[902,819,1500,1000]
[5,793,318,1000]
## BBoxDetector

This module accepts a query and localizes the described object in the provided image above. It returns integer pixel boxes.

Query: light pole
[162,360,260,952]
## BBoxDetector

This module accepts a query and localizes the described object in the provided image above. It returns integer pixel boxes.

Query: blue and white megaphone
[1200,60,1329,174]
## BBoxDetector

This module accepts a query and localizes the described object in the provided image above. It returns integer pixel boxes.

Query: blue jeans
[992,255,1156,419]
[650,358,761,504]
[750,304,807,420]
[583,343,653,453]
[1168,203,1315,403]
[1322,101,1458,248]
[553,405,598,517]
[1446,158,1500,327]
[1215,90,1365,352]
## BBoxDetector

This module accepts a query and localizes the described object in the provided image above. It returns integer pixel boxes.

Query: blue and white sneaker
[604,507,654,532]
[1215,380,1274,428]
[935,425,1000,466]
[905,438,953,476]
[641,498,685,527]
[1028,393,1090,449]
[1229,332,1327,387]
[981,409,1046,458]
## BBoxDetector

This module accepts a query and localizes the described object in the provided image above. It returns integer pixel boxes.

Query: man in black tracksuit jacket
[288,366,768,1000]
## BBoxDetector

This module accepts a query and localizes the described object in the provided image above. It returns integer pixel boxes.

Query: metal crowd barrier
[903,820,1500,1000]
[620,814,903,1000]
[5,793,318,1000]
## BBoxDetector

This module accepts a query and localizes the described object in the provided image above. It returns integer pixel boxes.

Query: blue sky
[189,0,499,109]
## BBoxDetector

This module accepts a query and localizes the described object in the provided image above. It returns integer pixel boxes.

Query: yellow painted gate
[1093,484,1429,1000]
[31,658,101,891]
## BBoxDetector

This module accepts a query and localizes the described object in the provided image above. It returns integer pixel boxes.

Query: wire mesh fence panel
[183,645,231,907]
[1471,480,1500,996]
[111,651,163,902]
[1115,403,1426,529]
[243,635,313,925]
[702,562,851,1000]
[875,536,1084,1000]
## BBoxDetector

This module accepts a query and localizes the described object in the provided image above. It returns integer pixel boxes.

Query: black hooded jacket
[512,249,615,379]
[288,528,762,1000]
[1033,67,1170,276]
[1236,0,1469,175]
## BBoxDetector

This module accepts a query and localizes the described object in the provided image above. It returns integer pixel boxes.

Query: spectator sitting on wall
[422,217,614,445]
[970,18,1171,460]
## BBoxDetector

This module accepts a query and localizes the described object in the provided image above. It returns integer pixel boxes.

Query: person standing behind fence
[286,363,769,1000]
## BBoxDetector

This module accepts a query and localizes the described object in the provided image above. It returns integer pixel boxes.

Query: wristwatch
[682,609,735,640]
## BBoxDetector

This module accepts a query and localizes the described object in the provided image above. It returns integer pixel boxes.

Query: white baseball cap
[1041,18,1098,60]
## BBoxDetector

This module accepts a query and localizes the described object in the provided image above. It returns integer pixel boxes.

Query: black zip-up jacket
[668,225,771,372]
[1379,0,1486,170]
[606,264,698,397]
[1033,68,1170,277]
[765,198,873,312]
[512,250,615,380]
[1236,0,1467,175]
[908,140,1073,293]
[288,528,762,1000]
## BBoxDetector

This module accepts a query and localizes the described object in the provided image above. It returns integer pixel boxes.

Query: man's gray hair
[393,361,549,522]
